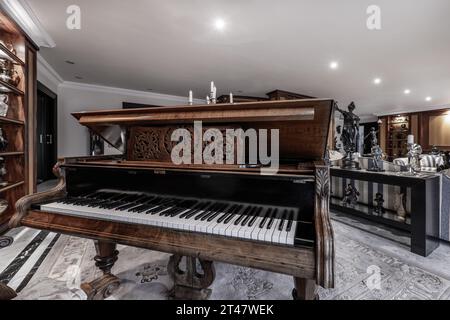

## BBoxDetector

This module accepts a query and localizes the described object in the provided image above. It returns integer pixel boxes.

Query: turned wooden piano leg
[81,241,120,300]
[292,277,318,300]
[168,255,215,300]
[0,282,17,300]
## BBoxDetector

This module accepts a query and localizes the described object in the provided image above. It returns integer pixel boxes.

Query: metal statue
[335,102,360,169]
[341,183,360,208]
[373,193,385,215]
[368,145,385,172]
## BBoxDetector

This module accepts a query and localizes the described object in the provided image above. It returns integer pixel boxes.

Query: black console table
[331,168,440,257]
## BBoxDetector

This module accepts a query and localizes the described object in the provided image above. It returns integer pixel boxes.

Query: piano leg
[292,277,318,300]
[0,283,17,300]
[81,241,121,300]
[168,255,215,300]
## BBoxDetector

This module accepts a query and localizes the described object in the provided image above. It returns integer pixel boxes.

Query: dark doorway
[37,82,57,183]
[362,122,379,155]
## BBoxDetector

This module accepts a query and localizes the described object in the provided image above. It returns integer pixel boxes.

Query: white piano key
[42,199,301,246]
[249,217,264,241]
[270,219,283,243]
[286,221,297,245]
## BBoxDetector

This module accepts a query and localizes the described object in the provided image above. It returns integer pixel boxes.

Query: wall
[36,54,204,158]
[56,82,203,157]
[37,53,61,94]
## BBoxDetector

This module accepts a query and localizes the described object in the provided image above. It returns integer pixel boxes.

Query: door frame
[37,81,58,182]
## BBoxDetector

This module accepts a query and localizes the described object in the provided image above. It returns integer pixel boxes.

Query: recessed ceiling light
[214,18,226,31]
[404,89,411,95]
[329,61,339,70]
[426,96,432,102]
[65,60,75,65]
[373,78,382,85]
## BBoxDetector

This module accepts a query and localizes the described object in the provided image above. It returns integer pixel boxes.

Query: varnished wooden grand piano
[10,99,334,300]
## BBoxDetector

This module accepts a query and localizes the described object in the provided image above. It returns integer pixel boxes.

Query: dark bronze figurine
[374,193,385,215]
[335,102,360,169]
[342,183,360,208]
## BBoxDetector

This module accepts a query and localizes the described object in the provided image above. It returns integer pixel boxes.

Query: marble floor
[0,212,449,300]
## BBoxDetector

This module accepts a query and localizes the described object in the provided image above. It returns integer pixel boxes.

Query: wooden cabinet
[0,9,37,232]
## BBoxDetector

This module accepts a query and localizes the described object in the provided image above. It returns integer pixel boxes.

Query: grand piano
[10,99,335,300]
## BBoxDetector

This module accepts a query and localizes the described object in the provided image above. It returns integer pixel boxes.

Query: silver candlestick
[404,142,422,176]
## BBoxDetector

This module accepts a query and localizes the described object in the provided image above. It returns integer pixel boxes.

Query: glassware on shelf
[0,128,8,151]
[0,58,20,86]
[0,39,16,55]
[0,94,8,116]
[0,157,7,187]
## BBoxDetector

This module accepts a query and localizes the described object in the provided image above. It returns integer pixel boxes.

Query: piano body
[10,99,335,300]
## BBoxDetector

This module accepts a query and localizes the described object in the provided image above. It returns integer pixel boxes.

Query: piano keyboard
[39,191,313,246]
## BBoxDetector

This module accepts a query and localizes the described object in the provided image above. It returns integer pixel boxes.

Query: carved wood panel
[127,125,240,163]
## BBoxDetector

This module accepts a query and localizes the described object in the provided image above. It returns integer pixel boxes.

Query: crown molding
[1,0,55,48]
[375,103,450,116]
[59,81,205,105]
[37,53,64,86]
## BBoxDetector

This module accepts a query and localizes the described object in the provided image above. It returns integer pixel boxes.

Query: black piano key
[248,207,263,227]
[201,203,226,221]
[204,203,228,221]
[195,203,220,220]
[216,204,237,223]
[278,210,288,231]
[259,208,272,228]
[179,202,205,219]
[286,210,294,232]
[171,200,197,217]
[193,202,217,220]
[170,205,192,217]
[223,205,243,224]
[162,200,185,216]
[146,198,174,214]
[157,202,178,216]
[115,202,139,211]
[240,207,256,226]
[266,208,278,229]
[233,206,252,225]
[207,203,232,222]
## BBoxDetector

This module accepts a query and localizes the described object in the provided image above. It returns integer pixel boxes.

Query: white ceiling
[26,0,450,116]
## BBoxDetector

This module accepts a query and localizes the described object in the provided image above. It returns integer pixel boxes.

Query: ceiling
[25,0,450,116]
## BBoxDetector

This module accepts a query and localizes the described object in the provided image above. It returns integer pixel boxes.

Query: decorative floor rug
[2,220,450,300]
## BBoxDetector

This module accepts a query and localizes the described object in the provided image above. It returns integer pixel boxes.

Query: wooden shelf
[0,151,24,156]
[0,42,24,66]
[0,181,24,193]
[0,116,24,125]
[0,79,24,95]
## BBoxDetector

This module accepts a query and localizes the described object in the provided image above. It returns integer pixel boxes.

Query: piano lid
[72,99,334,161]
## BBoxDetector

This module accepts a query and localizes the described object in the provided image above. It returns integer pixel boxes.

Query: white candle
[407,134,414,144]
[206,95,210,104]
[213,86,217,99]
[229,92,233,104]
[210,81,214,93]
[188,90,193,104]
